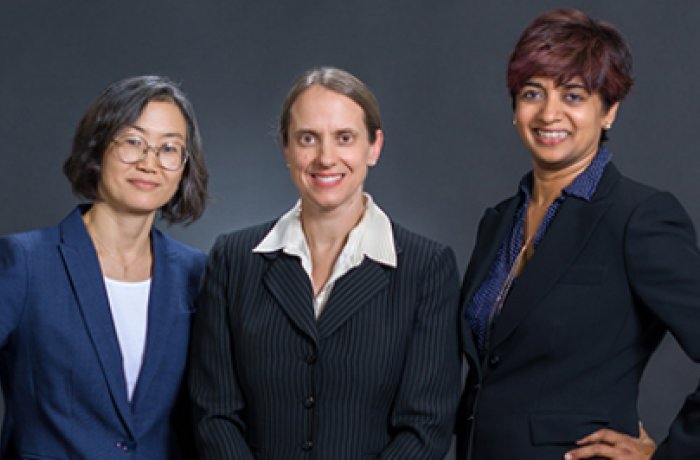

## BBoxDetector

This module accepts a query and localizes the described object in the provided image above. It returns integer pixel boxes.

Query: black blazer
[456,163,700,459]
[189,221,462,459]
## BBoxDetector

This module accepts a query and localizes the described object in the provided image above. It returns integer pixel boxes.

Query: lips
[311,173,344,187]
[128,179,160,190]
[534,128,569,144]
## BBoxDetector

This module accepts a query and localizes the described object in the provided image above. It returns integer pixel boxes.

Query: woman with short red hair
[457,8,700,460]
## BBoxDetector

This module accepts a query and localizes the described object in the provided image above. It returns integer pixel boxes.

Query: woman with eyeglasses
[457,8,700,460]
[0,75,208,458]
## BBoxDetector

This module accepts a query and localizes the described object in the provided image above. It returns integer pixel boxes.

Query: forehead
[289,86,365,127]
[125,100,187,136]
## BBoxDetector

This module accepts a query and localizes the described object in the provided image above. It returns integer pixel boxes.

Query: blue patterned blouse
[465,146,612,355]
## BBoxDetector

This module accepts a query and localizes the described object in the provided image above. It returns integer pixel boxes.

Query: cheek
[284,149,308,169]
[165,172,184,193]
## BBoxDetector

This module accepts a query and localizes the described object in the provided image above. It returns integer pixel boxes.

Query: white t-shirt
[103,277,151,401]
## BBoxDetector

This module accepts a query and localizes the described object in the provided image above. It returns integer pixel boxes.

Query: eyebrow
[521,80,588,91]
[126,125,186,140]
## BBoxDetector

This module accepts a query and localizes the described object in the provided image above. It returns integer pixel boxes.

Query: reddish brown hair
[507,8,634,110]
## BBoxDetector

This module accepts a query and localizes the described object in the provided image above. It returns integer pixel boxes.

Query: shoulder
[210,220,278,256]
[391,222,456,266]
[154,230,207,275]
[1,223,60,255]
[605,166,688,218]
[609,170,663,204]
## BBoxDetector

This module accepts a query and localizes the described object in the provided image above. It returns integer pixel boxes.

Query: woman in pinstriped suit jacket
[189,67,462,459]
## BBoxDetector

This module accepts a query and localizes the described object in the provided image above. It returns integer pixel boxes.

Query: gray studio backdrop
[1,1,699,457]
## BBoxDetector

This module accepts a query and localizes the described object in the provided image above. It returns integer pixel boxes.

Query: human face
[96,100,186,217]
[514,76,619,172]
[284,85,383,216]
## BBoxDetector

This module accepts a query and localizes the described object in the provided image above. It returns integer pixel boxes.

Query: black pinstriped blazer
[189,220,462,460]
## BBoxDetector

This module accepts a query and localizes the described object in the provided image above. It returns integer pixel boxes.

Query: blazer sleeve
[624,191,700,459]
[380,244,462,459]
[0,236,29,348]
[188,235,255,460]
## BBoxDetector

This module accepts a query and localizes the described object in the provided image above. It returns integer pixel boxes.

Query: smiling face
[514,76,619,172]
[96,100,187,217]
[284,85,383,216]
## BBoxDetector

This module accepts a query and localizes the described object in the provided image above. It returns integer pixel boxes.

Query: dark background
[1,1,699,457]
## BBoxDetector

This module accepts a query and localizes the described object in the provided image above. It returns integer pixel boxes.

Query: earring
[604,122,612,130]
[512,119,516,126]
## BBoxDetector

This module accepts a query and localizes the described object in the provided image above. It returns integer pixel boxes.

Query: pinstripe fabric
[189,221,462,459]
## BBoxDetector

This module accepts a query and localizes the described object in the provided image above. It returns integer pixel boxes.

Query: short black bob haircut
[63,75,208,224]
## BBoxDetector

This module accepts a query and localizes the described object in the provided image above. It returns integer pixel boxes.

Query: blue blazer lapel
[130,229,178,405]
[490,165,621,348]
[263,253,318,344]
[57,208,134,436]
[460,199,520,366]
[317,258,391,339]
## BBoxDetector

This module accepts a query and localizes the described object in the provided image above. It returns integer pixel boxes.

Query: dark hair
[278,67,382,146]
[63,75,208,224]
[507,8,634,112]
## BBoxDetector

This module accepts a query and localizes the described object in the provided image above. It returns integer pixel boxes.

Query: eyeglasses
[112,134,188,171]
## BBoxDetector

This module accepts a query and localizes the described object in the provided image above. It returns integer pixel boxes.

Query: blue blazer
[0,206,205,459]
[456,164,700,459]
[189,221,462,460]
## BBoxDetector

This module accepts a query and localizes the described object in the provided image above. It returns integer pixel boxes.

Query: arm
[0,236,29,348]
[380,245,463,459]
[188,236,254,460]
[623,192,700,459]
[565,191,700,460]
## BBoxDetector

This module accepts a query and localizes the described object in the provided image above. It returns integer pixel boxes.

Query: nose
[539,95,563,124]
[315,138,336,167]
[136,146,159,172]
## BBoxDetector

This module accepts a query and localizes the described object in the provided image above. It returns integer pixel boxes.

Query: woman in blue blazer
[0,75,208,459]
[457,9,700,460]
[189,67,462,459]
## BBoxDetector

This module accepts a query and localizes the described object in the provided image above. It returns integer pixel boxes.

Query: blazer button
[306,353,317,364]
[488,355,501,367]
[303,396,315,408]
[115,440,135,452]
[302,440,314,451]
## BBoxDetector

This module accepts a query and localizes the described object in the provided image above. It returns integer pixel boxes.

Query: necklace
[88,230,151,281]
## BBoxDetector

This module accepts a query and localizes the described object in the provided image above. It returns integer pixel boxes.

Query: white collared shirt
[253,194,397,318]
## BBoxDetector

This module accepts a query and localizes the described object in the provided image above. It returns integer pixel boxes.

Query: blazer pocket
[529,410,609,445]
[558,265,607,285]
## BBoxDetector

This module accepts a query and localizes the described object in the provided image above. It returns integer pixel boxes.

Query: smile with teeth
[312,173,344,185]
[536,129,568,139]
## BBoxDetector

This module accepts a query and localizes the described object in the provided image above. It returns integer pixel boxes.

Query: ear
[367,129,383,166]
[602,102,621,128]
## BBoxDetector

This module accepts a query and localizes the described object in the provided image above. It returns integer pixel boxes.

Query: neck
[300,194,366,255]
[531,155,594,206]
[83,201,155,281]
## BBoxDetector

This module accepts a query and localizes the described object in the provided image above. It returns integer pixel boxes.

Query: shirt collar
[518,146,612,202]
[253,193,397,268]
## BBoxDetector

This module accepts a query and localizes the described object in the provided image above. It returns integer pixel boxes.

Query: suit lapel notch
[318,259,390,339]
[263,253,318,343]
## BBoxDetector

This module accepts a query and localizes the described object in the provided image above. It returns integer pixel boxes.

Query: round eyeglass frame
[111,136,189,171]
